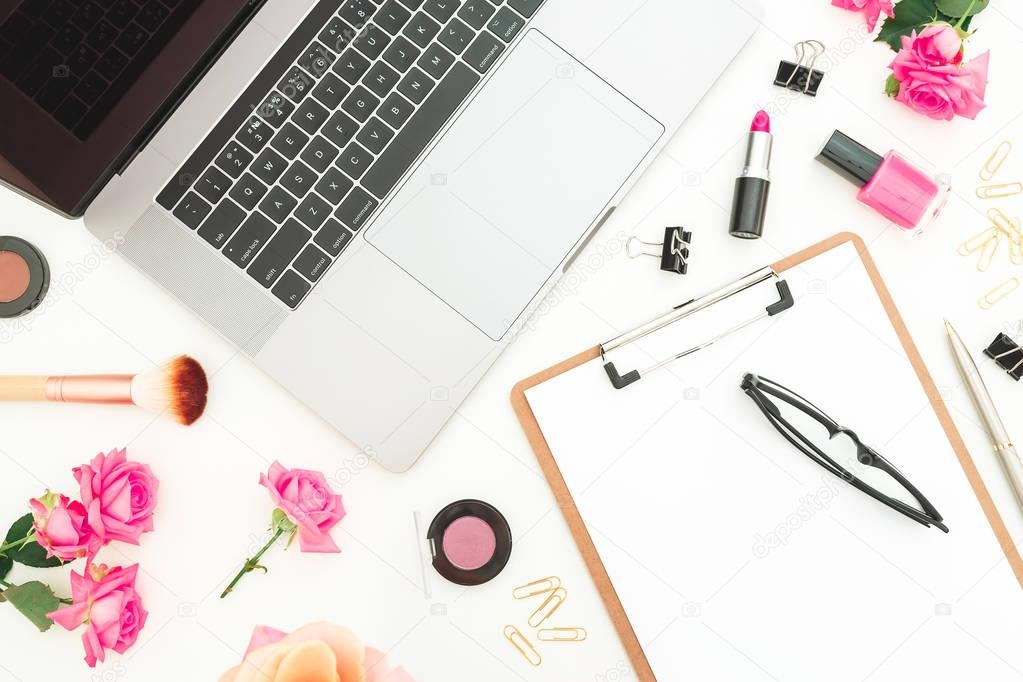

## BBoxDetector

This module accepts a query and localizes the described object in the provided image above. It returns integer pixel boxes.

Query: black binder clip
[774,40,826,96]
[626,227,692,275]
[985,333,1023,381]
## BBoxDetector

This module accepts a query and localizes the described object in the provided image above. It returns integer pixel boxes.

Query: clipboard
[511,233,1023,681]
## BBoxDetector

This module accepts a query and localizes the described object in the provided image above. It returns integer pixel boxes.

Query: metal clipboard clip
[600,267,794,389]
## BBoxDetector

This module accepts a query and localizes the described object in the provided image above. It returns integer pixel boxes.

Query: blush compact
[0,236,49,319]
[426,500,512,586]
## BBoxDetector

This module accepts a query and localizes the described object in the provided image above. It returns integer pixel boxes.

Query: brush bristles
[130,356,209,425]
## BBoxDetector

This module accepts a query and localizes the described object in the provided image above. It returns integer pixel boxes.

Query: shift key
[248,220,312,288]
[224,213,276,267]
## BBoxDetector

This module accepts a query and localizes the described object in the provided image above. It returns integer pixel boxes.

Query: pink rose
[74,448,159,546]
[218,623,414,682]
[904,25,964,66]
[29,491,97,561]
[259,462,345,553]
[831,0,894,32]
[48,564,148,668]
[890,47,990,120]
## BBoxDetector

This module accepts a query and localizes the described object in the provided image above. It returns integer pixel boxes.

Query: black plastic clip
[985,333,1023,381]
[627,227,692,275]
[775,40,826,96]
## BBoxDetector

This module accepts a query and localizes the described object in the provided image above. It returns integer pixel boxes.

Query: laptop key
[335,187,379,231]
[302,136,340,173]
[376,1,412,35]
[507,0,543,17]
[315,219,354,257]
[439,18,474,55]
[319,16,356,54]
[341,85,380,122]
[334,47,371,85]
[458,0,495,29]
[487,6,524,42]
[198,199,246,248]
[397,67,434,104]
[311,72,350,109]
[256,92,294,127]
[298,42,337,78]
[215,142,254,179]
[418,43,455,79]
[323,111,361,148]
[229,173,269,211]
[195,167,233,204]
[271,122,310,160]
[260,186,299,223]
[403,12,440,48]
[316,168,355,205]
[339,0,378,29]
[424,0,460,23]
[365,61,401,98]
[463,32,504,73]
[337,142,374,180]
[224,213,276,267]
[398,0,426,8]
[293,98,330,135]
[281,160,319,198]
[252,148,288,185]
[362,63,479,199]
[378,92,415,129]
[237,116,273,153]
[173,192,212,230]
[278,66,314,103]
[294,245,333,282]
[382,36,420,73]
[248,220,311,288]
[353,23,390,60]
[295,192,332,231]
[357,117,395,154]
[272,271,312,310]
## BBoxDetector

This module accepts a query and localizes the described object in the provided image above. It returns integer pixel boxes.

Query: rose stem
[220,528,285,599]
[0,530,37,556]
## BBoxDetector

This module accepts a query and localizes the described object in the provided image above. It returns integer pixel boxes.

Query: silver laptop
[0,0,760,471]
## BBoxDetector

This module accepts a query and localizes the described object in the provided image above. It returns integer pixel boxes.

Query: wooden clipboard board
[510,232,1023,681]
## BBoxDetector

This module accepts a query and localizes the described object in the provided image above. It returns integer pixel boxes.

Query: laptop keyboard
[0,0,200,139]
[157,0,545,311]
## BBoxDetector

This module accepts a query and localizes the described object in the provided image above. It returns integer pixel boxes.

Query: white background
[2,1,1023,681]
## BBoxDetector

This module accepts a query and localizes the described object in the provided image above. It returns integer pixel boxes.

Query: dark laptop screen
[0,0,261,216]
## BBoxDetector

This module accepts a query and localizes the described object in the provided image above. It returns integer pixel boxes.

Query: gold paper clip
[513,576,561,600]
[989,209,1023,265]
[958,226,998,257]
[977,235,1000,272]
[537,627,588,642]
[527,587,567,628]
[504,625,542,667]
[980,141,1012,182]
[976,182,1023,199]
[979,278,1020,310]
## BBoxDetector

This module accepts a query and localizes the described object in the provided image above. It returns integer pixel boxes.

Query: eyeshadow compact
[0,236,49,319]
[425,500,512,587]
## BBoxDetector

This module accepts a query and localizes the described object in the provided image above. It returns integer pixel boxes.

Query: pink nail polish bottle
[817,130,950,235]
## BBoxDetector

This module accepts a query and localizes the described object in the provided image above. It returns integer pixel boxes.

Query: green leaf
[885,74,902,97]
[3,514,64,569]
[0,554,11,582]
[935,0,989,16]
[875,0,958,51]
[1,581,61,632]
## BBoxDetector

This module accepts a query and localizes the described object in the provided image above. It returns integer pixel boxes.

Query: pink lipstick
[729,110,773,240]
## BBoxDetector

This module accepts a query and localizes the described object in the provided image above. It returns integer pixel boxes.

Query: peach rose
[218,623,414,682]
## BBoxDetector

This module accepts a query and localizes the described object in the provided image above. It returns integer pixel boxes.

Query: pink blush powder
[442,516,497,570]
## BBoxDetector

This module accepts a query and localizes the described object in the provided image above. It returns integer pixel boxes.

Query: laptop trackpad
[365,30,662,340]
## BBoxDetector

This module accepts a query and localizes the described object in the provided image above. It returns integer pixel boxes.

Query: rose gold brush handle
[0,375,134,404]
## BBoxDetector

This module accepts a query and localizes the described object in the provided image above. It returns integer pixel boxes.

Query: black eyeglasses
[741,373,948,533]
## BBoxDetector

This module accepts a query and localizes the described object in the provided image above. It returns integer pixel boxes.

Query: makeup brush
[0,356,209,425]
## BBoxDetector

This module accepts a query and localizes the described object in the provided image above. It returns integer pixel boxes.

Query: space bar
[362,63,481,199]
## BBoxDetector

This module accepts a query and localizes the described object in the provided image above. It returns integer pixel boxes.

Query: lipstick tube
[730,111,773,240]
